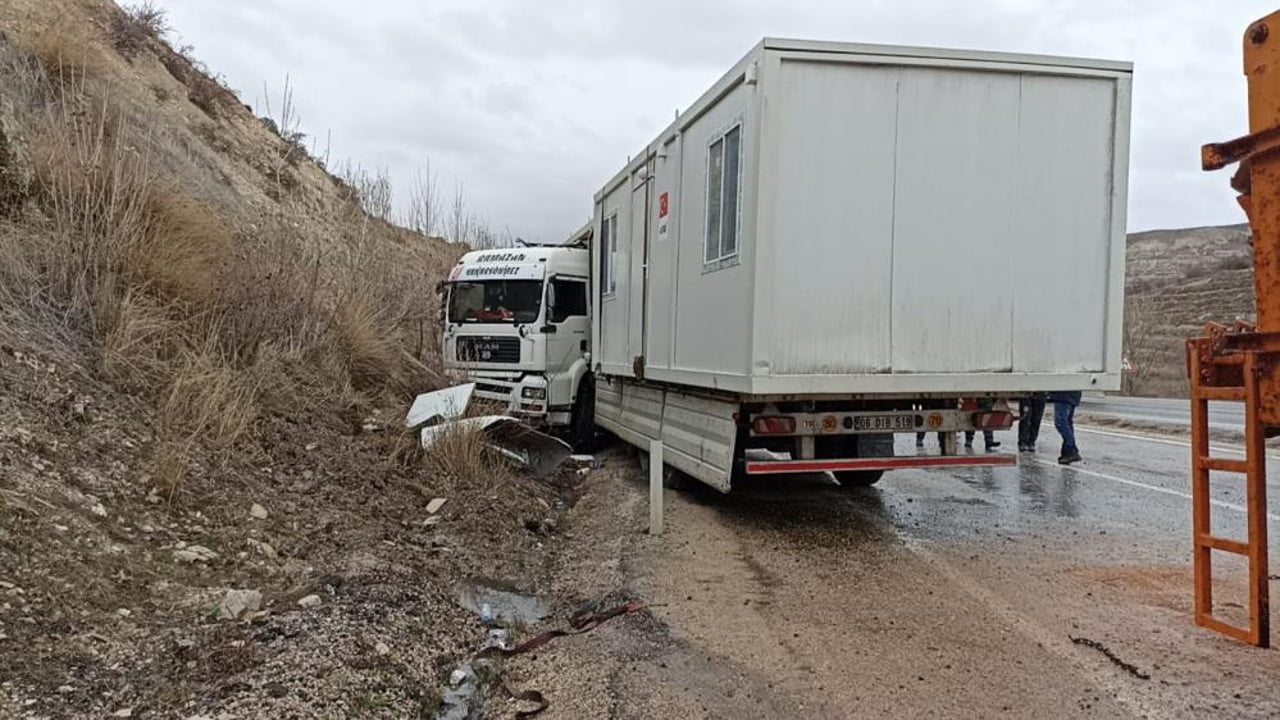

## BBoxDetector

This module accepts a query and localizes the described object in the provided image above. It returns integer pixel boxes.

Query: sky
[147,0,1276,242]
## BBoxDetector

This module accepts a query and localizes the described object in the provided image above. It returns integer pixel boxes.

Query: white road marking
[1075,424,1280,460]
[1031,459,1280,523]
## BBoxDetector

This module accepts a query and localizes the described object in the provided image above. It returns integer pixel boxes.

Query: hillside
[0,2,567,718]
[1123,223,1255,397]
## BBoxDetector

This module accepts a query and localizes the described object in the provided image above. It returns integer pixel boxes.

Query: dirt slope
[0,2,570,718]
[1123,224,1254,397]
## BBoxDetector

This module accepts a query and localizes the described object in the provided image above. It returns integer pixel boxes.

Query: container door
[629,159,654,375]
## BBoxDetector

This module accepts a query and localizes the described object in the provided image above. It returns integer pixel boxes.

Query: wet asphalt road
[1081,395,1245,432]
[518,420,1280,719]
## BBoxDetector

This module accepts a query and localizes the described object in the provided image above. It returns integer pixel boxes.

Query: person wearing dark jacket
[1018,392,1047,453]
[1048,391,1083,464]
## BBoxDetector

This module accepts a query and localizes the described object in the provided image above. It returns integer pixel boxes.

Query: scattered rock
[145,491,162,505]
[297,594,322,609]
[374,641,390,656]
[115,608,132,618]
[90,503,108,518]
[449,668,468,687]
[247,539,278,559]
[173,545,218,563]
[305,442,319,451]
[112,709,134,718]
[249,503,269,520]
[426,498,447,514]
[56,685,73,694]
[422,516,442,527]
[218,589,263,620]
[139,524,156,533]
[0,580,16,591]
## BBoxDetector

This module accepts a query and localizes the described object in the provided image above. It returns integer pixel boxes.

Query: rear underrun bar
[745,455,1017,475]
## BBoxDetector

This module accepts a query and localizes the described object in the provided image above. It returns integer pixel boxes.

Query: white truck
[441,224,596,449]
[588,39,1132,491]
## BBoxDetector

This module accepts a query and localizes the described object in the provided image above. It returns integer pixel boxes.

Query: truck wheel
[834,470,883,488]
[570,376,595,453]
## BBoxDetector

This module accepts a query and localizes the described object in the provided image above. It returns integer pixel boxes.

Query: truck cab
[441,225,594,447]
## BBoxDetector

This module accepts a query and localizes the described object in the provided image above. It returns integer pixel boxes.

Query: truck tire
[834,470,883,488]
[570,376,596,453]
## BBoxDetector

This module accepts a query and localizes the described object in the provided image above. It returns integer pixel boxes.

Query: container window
[550,279,588,322]
[705,123,742,266]
[705,138,724,263]
[600,212,618,297]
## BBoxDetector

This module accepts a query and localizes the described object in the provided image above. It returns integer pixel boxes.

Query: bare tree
[337,161,394,221]
[449,182,469,245]
[405,160,441,237]
[470,213,496,250]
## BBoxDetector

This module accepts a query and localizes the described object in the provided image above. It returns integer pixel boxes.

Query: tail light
[753,416,796,435]
[972,411,1014,429]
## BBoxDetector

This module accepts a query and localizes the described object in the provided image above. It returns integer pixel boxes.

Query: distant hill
[1123,223,1255,397]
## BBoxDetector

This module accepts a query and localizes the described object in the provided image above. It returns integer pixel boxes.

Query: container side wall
[765,60,900,374]
[671,84,754,378]
[1011,74,1116,372]
[890,67,1021,373]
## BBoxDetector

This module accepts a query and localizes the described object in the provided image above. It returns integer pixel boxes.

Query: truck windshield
[448,280,543,324]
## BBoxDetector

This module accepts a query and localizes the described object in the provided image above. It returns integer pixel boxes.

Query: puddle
[436,662,489,720]
[458,577,550,627]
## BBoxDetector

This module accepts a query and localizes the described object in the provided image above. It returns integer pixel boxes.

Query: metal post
[649,439,664,536]
[1189,347,1213,624]
[1244,354,1271,647]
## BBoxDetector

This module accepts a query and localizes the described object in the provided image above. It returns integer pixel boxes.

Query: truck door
[545,276,590,406]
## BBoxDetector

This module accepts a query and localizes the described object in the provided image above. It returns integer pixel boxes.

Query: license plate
[852,414,916,432]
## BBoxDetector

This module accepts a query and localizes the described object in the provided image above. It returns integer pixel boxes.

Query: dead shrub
[112,2,170,60]
[421,422,515,493]
[28,22,103,85]
[29,93,152,331]
[333,291,404,392]
[101,289,176,387]
[137,186,232,303]
[159,339,261,449]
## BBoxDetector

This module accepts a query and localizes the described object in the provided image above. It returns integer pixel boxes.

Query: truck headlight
[522,387,546,399]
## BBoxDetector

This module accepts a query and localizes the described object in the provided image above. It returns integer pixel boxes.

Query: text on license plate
[853,414,916,431]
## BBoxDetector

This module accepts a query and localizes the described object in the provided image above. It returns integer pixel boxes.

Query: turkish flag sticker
[658,192,670,219]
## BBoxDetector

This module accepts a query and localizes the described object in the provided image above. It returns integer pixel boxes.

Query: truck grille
[456,336,521,364]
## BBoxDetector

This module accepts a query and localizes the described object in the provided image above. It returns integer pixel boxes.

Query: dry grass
[334,291,403,391]
[0,33,454,497]
[27,21,103,85]
[420,421,516,494]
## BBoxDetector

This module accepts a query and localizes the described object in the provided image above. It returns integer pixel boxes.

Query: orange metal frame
[1189,9,1280,648]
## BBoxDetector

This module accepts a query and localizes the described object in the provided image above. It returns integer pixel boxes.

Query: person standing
[1048,391,1083,465]
[1018,392,1047,453]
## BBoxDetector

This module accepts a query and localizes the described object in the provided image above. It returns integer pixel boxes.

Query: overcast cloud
[149,0,1274,241]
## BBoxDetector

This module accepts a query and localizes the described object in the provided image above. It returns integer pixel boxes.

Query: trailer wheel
[834,470,883,488]
[570,376,596,453]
